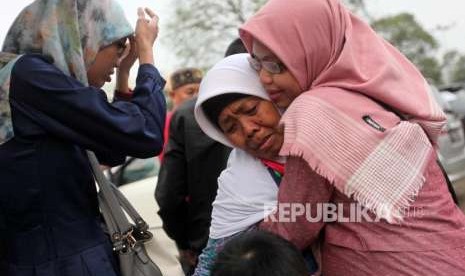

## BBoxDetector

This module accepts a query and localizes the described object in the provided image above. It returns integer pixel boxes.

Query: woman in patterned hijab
[0,0,134,142]
[0,1,165,275]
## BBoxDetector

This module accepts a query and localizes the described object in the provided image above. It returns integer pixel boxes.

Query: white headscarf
[195,54,280,238]
[195,53,270,147]
[210,149,278,239]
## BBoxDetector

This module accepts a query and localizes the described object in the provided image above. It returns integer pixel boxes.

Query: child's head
[211,231,308,276]
[195,54,283,160]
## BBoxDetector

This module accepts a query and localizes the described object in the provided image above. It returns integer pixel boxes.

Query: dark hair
[224,38,248,57]
[211,231,308,276]
[202,93,249,129]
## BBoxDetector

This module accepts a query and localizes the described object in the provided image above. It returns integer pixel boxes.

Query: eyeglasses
[247,54,286,74]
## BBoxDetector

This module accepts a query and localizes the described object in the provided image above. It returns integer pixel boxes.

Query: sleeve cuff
[114,89,133,101]
[137,64,166,88]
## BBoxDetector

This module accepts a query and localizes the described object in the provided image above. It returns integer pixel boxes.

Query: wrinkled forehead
[218,96,263,127]
[224,95,261,112]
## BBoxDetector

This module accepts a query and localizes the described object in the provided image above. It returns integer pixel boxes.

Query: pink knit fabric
[239,0,447,222]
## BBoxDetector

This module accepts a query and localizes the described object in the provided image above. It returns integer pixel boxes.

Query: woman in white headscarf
[193,54,317,276]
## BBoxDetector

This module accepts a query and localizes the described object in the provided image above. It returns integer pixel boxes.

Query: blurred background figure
[224,38,248,58]
[159,67,203,161]
[169,68,203,110]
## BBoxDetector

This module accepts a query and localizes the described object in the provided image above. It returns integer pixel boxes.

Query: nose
[258,68,273,86]
[241,118,259,139]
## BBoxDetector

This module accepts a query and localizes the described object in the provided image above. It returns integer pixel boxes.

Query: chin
[276,100,291,109]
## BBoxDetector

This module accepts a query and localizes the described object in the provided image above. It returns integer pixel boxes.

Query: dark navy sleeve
[9,55,166,164]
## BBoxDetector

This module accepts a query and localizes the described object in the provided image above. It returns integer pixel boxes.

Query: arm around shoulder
[260,156,334,250]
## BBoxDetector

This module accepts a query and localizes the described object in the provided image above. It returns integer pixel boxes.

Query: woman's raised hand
[118,36,138,73]
[135,7,159,64]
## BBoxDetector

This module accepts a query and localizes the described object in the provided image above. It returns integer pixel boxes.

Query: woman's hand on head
[118,36,138,74]
[116,36,137,93]
[135,7,159,64]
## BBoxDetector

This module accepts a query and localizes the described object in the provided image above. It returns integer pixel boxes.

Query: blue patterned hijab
[0,0,133,144]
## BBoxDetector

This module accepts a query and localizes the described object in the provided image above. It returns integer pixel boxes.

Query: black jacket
[155,98,231,253]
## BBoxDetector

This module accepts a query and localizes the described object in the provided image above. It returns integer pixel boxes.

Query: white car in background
[431,85,465,181]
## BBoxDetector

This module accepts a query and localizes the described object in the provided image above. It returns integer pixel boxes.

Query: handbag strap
[87,151,153,250]
[87,151,133,233]
[111,184,149,231]
[98,193,133,252]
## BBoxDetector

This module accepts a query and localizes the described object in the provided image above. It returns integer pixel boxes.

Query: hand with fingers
[119,36,138,73]
[116,36,138,94]
[135,7,159,65]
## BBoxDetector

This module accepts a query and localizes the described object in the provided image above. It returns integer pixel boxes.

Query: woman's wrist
[116,70,130,93]
[117,68,130,78]
[138,48,154,65]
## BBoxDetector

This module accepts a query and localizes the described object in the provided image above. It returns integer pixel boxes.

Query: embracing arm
[259,156,334,250]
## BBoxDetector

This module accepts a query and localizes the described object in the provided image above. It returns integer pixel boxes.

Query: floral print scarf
[0,0,133,144]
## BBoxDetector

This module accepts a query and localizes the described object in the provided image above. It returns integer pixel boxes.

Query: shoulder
[11,54,64,86]
[174,98,197,117]
[171,98,200,129]
[10,54,90,96]
[12,54,55,75]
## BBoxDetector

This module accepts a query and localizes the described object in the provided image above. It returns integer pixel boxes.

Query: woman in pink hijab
[239,0,465,275]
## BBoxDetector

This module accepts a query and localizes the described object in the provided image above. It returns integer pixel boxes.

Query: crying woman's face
[218,96,283,160]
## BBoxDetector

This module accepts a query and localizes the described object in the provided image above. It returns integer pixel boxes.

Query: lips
[258,133,275,152]
[267,90,283,102]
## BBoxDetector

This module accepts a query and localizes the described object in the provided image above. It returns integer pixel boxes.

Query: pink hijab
[240,0,446,223]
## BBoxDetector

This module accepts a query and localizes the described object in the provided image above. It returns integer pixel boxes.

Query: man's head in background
[168,67,203,110]
[224,38,247,57]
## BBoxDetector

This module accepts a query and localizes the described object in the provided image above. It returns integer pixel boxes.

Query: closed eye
[246,105,257,115]
[225,123,237,134]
